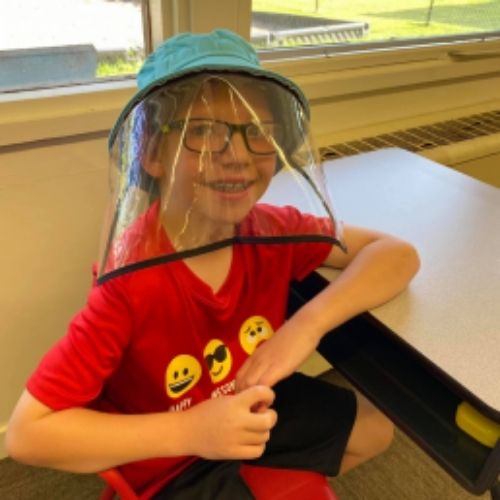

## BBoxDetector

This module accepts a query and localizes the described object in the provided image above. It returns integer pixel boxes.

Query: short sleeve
[245,204,334,281]
[27,276,133,410]
[287,211,333,281]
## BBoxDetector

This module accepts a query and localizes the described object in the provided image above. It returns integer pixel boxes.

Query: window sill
[0,79,136,148]
[1,39,500,149]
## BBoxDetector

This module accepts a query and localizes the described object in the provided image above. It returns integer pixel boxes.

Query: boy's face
[157,79,277,228]
[100,75,343,280]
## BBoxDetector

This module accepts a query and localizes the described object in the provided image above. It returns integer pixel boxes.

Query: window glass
[251,0,500,49]
[0,0,145,91]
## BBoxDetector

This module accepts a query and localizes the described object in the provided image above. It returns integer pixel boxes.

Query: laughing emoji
[165,354,202,398]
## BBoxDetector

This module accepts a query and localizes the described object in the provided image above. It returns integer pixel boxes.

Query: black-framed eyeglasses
[162,119,281,155]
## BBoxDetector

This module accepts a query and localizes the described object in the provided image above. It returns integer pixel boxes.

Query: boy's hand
[182,385,277,460]
[235,325,319,392]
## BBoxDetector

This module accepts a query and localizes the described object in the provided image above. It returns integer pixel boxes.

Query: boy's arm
[6,386,276,473]
[235,225,420,391]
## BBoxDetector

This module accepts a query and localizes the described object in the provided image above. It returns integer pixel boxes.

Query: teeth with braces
[208,181,252,192]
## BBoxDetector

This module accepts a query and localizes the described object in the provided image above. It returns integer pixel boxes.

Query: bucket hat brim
[108,63,309,150]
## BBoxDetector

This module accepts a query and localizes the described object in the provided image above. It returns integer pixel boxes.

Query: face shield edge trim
[102,73,345,279]
[96,234,345,285]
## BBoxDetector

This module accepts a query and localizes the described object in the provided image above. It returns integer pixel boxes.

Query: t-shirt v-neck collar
[174,245,239,301]
[140,202,240,300]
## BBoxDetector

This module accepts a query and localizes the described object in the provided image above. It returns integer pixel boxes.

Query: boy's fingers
[239,444,267,460]
[234,363,251,392]
[245,429,271,445]
[239,385,275,409]
[250,401,268,413]
[245,408,278,433]
[235,362,267,393]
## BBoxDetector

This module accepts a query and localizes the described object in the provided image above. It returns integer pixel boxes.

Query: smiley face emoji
[165,354,202,398]
[239,316,274,355]
[204,339,232,383]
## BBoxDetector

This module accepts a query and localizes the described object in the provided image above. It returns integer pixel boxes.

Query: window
[0,0,146,92]
[251,0,500,51]
[2,0,500,149]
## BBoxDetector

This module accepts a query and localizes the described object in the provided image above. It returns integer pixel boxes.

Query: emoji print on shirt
[165,354,202,398]
[204,339,232,383]
[239,316,274,355]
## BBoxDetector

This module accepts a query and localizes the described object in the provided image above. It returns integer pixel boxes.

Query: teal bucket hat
[108,29,309,149]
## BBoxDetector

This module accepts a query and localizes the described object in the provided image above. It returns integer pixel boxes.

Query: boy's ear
[143,158,164,178]
[142,137,164,178]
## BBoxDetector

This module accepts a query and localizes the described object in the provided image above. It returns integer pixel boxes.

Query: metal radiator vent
[319,109,500,161]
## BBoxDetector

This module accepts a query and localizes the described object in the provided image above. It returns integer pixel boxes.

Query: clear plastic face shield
[98,73,345,283]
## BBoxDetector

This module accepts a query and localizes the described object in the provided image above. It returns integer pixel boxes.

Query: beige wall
[0,139,108,455]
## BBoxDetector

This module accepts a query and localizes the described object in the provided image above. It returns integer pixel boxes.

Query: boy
[6,30,420,498]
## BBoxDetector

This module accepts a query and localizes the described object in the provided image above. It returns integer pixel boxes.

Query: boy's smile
[196,176,256,202]
[159,77,277,234]
[199,178,255,194]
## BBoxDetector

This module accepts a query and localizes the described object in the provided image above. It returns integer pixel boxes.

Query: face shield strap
[96,232,342,285]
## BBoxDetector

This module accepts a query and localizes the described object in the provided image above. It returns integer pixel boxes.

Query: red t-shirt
[27,204,333,493]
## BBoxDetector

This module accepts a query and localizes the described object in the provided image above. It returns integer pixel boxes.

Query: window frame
[1,0,500,149]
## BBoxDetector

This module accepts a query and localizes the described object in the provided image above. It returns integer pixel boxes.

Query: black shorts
[153,372,357,500]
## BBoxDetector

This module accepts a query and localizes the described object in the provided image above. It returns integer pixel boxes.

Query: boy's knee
[352,395,394,457]
[340,403,394,473]
[373,411,394,453]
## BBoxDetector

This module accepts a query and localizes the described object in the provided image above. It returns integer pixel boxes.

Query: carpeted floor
[0,458,103,499]
[1,428,491,500]
[331,427,490,500]
[1,371,492,499]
